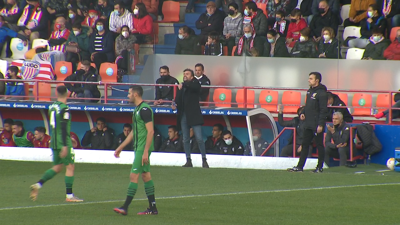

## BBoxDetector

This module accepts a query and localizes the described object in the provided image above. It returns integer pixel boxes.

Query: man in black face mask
[64,60,100,102]
[154,65,179,106]
[309,0,340,42]
[324,112,351,167]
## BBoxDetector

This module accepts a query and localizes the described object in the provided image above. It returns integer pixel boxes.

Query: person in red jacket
[70,131,82,149]
[132,2,154,43]
[383,29,400,60]
[0,118,16,147]
[33,127,51,148]
[286,9,307,48]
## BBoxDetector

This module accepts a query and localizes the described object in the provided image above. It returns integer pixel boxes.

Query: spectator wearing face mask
[66,22,90,72]
[175,25,201,55]
[264,29,290,57]
[362,27,390,60]
[290,27,317,58]
[109,0,133,39]
[204,31,222,56]
[89,18,115,71]
[348,4,387,49]
[311,0,340,16]
[343,0,375,28]
[272,10,289,37]
[223,2,243,55]
[132,3,154,44]
[115,25,137,76]
[48,17,71,53]
[64,60,101,102]
[235,24,265,56]
[154,65,179,106]
[82,9,99,28]
[66,8,84,30]
[266,0,291,26]
[309,0,340,42]
[95,0,113,20]
[132,0,158,21]
[219,130,244,155]
[244,128,270,156]
[214,0,242,15]
[286,9,307,48]
[243,1,268,37]
[384,29,400,60]
[317,27,340,59]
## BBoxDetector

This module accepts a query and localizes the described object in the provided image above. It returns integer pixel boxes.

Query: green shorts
[52,148,75,166]
[131,150,151,174]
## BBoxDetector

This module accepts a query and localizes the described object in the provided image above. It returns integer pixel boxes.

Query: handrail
[260,127,296,157]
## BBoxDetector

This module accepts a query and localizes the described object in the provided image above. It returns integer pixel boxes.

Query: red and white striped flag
[11,60,54,81]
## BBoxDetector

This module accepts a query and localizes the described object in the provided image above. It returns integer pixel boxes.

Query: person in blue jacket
[5,66,25,100]
[0,15,27,58]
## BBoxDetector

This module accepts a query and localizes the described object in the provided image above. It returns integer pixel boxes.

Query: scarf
[383,0,393,17]
[243,11,257,31]
[17,4,42,27]
[369,36,384,44]
[270,34,280,57]
[367,16,384,30]
[237,34,255,55]
[273,20,286,34]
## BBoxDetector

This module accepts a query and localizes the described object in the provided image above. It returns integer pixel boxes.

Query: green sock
[39,169,57,185]
[144,180,156,210]
[65,176,74,195]
[123,182,138,209]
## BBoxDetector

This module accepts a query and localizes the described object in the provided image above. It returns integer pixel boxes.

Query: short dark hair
[72,21,82,30]
[183,68,194,77]
[222,130,232,136]
[8,66,19,75]
[327,92,334,99]
[95,18,107,28]
[82,60,90,67]
[245,1,257,11]
[300,27,311,37]
[168,125,178,133]
[3,118,14,125]
[130,85,143,97]
[228,2,238,10]
[159,65,169,72]
[121,25,130,32]
[179,25,190,34]
[309,72,322,83]
[123,123,132,129]
[213,123,223,131]
[114,0,125,9]
[96,117,106,123]
[297,106,305,115]
[34,126,46,133]
[253,128,262,134]
[369,4,380,14]
[13,121,23,127]
[56,85,68,96]
[195,63,204,71]
[275,10,285,18]
[372,27,384,35]
[208,31,219,41]
[291,8,301,17]
[267,29,277,37]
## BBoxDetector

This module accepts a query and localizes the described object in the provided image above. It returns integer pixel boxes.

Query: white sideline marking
[1,182,399,211]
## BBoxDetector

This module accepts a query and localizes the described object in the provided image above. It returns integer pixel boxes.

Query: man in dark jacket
[220,130,244,155]
[309,0,340,40]
[311,0,340,16]
[81,117,115,150]
[264,29,290,57]
[327,92,353,123]
[113,123,133,151]
[244,1,268,36]
[244,128,269,156]
[235,24,265,56]
[64,60,101,103]
[172,68,209,168]
[362,27,391,60]
[324,112,351,166]
[194,63,211,103]
[195,1,225,44]
[154,65,179,105]
[175,26,201,55]
[159,125,183,153]
[205,123,224,154]
[288,72,328,173]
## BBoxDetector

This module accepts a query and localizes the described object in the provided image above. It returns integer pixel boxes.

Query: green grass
[0,160,399,225]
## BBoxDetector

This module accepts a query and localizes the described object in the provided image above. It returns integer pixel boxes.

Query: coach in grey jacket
[325,112,350,166]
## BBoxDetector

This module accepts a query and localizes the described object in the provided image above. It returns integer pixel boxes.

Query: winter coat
[159,136,184,153]
[267,0,291,17]
[195,9,225,36]
[290,39,318,58]
[383,39,400,60]
[263,36,290,57]
[325,122,351,148]
[235,35,265,56]
[88,30,115,62]
[81,127,115,150]
[64,67,101,99]
[286,18,308,41]
[66,26,90,60]
[355,124,382,155]
[311,0,340,15]
[133,15,153,35]
[115,34,137,55]
[219,136,244,155]
[304,83,328,130]
[300,0,314,16]
[309,9,340,38]
[251,9,268,36]
[244,138,270,156]
[223,13,244,38]
[175,29,201,55]
[43,0,68,16]
[204,42,223,56]
[205,136,224,154]
[278,114,306,146]
[317,38,341,59]
[349,0,376,23]
[363,38,391,60]
[360,16,387,38]
[132,0,158,15]
[326,93,353,123]
[155,75,179,100]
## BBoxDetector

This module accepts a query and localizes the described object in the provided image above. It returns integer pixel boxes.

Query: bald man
[48,17,71,53]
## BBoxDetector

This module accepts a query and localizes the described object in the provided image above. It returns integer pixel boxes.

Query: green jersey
[48,101,72,149]
[132,102,154,151]
[13,131,34,147]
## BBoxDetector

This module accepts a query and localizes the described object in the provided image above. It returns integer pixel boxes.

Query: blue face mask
[96,25,104,31]
[244,9,249,16]
[114,10,120,16]
[268,38,275,43]
[244,33,252,38]
[373,36,381,42]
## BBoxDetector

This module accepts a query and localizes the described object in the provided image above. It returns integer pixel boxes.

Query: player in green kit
[29,86,83,202]
[114,85,158,216]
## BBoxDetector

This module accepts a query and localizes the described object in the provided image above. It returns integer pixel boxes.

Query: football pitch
[0,160,399,225]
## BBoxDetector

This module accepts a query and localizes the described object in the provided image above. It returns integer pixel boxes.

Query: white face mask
[178,34,184,39]
[299,36,306,42]
[323,35,330,41]
[73,30,80,36]
[133,9,139,15]
[244,33,252,38]
[224,139,233,145]
[252,136,259,141]
[122,31,128,37]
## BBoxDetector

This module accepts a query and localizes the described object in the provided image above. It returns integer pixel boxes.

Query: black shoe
[312,167,323,173]
[182,159,193,167]
[345,162,357,168]
[202,159,209,168]
[287,167,303,172]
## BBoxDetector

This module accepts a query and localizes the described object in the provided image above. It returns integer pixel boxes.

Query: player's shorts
[131,150,151,174]
[52,148,75,166]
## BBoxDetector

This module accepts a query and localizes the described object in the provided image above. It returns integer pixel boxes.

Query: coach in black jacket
[288,72,328,173]
[327,92,353,123]
[173,69,209,168]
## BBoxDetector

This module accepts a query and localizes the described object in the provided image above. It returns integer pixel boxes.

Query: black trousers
[133,33,148,44]
[297,128,325,169]
[343,19,360,27]
[92,52,108,72]
[116,49,129,71]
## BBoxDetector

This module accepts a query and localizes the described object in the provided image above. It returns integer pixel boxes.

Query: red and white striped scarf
[0,4,19,16]
[237,34,255,55]
[383,0,393,17]
[83,15,98,28]
[273,20,286,34]
[243,11,257,31]
[50,29,71,52]
[17,4,42,27]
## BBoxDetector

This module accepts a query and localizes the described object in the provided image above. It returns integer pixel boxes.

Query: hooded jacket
[64,67,101,99]
[250,9,268,36]
[355,124,382,155]
[278,114,306,145]
[219,136,244,155]
[325,122,351,148]
[383,39,400,60]
[327,92,353,123]
[263,36,290,57]
[363,38,391,60]
[290,39,318,58]
[304,83,328,130]
[175,27,201,55]
[223,12,244,38]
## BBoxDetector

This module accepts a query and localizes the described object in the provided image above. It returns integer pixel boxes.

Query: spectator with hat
[195,1,225,45]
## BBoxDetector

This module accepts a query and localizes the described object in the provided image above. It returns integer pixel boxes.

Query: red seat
[236,89,255,108]
[55,61,73,81]
[259,90,278,112]
[282,91,301,113]
[33,82,52,101]
[332,92,348,105]
[161,1,180,22]
[376,93,395,109]
[352,93,372,116]
[99,63,118,83]
[213,88,232,107]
